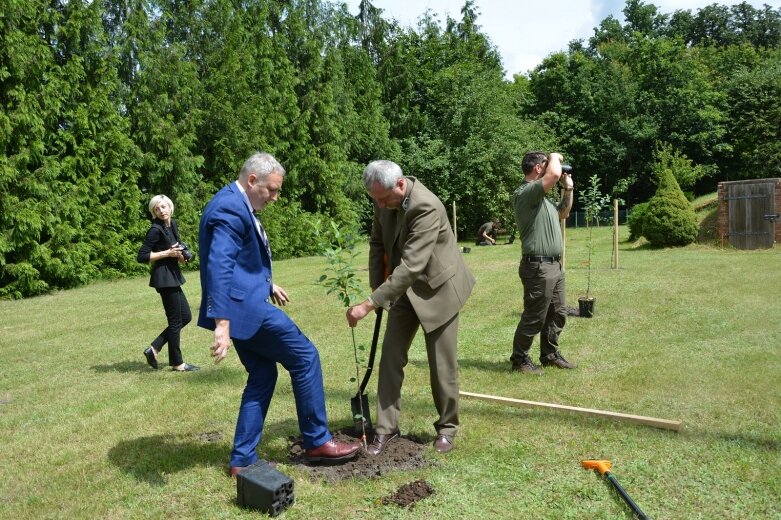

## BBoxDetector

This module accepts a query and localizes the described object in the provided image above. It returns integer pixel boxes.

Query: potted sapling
[579,174,610,317]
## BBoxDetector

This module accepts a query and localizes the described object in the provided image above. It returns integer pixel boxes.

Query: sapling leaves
[315,220,370,446]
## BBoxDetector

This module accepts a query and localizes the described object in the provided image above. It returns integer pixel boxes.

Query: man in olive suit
[346,160,475,455]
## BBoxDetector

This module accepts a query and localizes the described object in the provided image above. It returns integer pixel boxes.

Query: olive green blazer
[368,177,475,332]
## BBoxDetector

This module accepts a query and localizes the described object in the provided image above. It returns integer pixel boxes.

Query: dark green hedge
[643,169,699,248]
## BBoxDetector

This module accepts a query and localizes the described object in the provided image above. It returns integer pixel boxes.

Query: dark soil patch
[381,479,435,508]
[195,431,223,443]
[286,428,430,481]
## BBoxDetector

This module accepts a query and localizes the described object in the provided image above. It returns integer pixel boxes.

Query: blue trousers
[230,305,332,467]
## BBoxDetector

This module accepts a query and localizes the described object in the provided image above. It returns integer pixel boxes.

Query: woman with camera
[137,194,199,372]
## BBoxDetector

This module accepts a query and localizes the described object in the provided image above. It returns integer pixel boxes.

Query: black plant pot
[578,297,595,318]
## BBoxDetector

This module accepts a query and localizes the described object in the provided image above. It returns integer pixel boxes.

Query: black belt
[523,255,560,263]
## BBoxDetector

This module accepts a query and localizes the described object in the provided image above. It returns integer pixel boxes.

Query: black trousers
[151,286,192,366]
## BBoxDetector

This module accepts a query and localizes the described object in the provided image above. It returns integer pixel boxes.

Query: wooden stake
[612,199,619,269]
[460,391,682,431]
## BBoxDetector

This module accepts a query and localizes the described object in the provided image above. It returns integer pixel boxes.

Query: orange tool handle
[581,459,612,475]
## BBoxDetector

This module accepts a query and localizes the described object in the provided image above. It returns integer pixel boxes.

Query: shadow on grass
[92,361,150,373]
[684,428,780,453]
[109,417,310,485]
[91,361,247,383]
[429,357,510,373]
[108,432,228,485]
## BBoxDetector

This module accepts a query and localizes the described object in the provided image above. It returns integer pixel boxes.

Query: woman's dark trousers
[151,287,192,366]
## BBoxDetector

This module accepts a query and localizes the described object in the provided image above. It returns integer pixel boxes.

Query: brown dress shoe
[304,439,360,464]
[434,434,454,453]
[366,432,400,456]
[229,460,277,477]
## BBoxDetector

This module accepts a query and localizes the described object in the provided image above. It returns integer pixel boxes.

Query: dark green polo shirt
[512,179,562,257]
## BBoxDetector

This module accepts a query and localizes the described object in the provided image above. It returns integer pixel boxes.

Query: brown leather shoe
[228,460,277,477]
[541,352,577,369]
[434,434,454,453]
[304,439,360,464]
[366,432,400,456]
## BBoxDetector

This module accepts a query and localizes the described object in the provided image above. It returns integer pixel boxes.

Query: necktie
[255,216,271,260]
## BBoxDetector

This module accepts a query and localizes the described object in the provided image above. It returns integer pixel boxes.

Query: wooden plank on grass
[460,391,682,431]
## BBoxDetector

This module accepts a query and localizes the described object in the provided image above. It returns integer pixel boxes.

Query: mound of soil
[286,428,430,481]
[381,479,435,508]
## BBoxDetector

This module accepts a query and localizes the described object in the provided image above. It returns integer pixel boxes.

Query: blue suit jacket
[198,182,274,340]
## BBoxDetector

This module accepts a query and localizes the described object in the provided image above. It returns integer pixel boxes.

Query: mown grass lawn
[1,224,779,519]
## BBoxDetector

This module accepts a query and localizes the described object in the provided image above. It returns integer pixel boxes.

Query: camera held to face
[561,164,573,175]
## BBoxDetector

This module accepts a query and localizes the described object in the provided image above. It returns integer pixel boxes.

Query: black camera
[178,242,194,262]
[561,164,573,174]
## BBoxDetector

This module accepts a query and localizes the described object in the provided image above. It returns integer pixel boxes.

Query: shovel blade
[350,392,372,435]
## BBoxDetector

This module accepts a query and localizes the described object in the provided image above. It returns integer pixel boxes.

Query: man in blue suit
[198,152,359,476]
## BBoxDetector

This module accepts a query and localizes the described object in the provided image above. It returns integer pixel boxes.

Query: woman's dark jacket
[137,219,186,288]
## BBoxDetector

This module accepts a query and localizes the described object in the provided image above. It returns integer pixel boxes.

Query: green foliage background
[2,0,780,297]
[627,201,650,241]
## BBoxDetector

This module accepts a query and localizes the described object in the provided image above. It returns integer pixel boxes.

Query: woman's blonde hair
[148,194,174,218]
